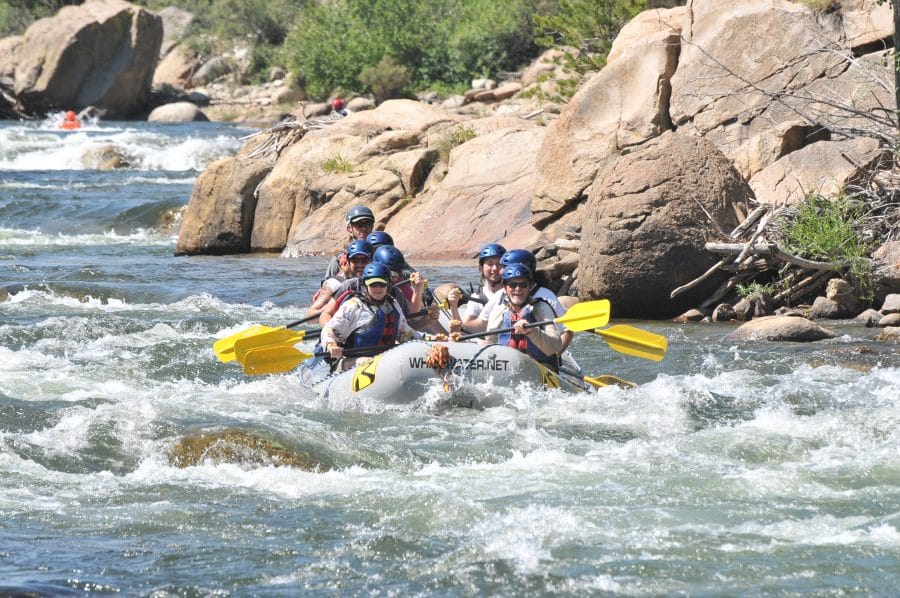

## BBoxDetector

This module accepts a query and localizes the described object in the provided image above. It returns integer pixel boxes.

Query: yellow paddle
[455,299,611,341]
[559,366,638,390]
[582,374,637,389]
[234,326,323,363]
[592,325,667,362]
[237,306,434,374]
[242,345,385,376]
[213,312,321,363]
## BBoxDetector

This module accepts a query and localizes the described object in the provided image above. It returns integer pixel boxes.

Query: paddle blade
[242,346,314,376]
[583,374,637,389]
[555,299,611,332]
[594,325,667,362]
[234,328,309,363]
[213,325,277,363]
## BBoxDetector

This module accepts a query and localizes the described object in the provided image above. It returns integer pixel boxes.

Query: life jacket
[399,282,414,302]
[335,279,409,315]
[467,282,500,306]
[346,297,400,349]
[497,298,558,370]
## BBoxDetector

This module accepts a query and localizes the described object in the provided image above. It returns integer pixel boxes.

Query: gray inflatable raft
[312,340,588,407]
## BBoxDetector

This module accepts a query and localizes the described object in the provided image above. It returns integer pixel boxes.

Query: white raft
[311,340,588,407]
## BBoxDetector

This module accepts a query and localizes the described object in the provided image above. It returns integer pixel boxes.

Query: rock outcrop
[13,0,162,118]
[175,135,276,255]
[532,6,683,226]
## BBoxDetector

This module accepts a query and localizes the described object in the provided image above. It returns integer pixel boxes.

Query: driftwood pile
[242,113,344,160]
[672,166,900,315]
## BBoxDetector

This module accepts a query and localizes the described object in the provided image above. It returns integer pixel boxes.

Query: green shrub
[780,193,869,262]
[247,44,280,84]
[736,281,776,298]
[207,0,294,45]
[323,154,353,173]
[358,56,411,103]
[796,0,840,13]
[779,192,874,301]
[436,125,477,161]
[282,0,542,100]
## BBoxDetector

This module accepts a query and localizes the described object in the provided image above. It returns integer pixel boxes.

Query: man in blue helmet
[466,248,573,350]
[307,239,373,319]
[320,262,443,371]
[445,243,505,332]
[323,205,376,280]
[481,263,563,370]
[316,244,429,325]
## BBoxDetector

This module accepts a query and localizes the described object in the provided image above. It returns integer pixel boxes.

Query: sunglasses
[504,280,530,289]
[366,282,388,288]
[351,220,374,228]
[349,256,371,264]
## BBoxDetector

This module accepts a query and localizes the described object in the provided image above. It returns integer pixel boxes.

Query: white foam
[0,123,240,171]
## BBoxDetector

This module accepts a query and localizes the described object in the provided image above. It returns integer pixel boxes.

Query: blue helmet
[362,262,391,285]
[477,243,506,263]
[346,205,375,224]
[501,263,532,281]
[366,230,394,247]
[373,245,405,272]
[500,249,536,272]
[346,239,374,259]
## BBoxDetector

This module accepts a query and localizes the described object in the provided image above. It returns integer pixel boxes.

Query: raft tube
[312,340,588,407]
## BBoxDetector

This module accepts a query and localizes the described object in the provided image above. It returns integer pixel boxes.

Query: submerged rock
[169,428,328,471]
[724,315,835,342]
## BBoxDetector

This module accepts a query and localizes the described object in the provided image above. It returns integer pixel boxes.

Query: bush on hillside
[359,56,412,103]
[0,0,80,36]
[282,0,543,100]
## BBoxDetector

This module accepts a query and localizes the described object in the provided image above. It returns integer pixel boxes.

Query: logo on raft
[408,356,510,372]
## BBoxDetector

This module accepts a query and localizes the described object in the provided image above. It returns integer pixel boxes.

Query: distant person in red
[59,110,81,130]
[331,97,348,117]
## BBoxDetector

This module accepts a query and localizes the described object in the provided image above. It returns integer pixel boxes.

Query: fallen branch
[704,242,849,270]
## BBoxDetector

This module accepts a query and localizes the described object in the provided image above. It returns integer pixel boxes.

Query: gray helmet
[346,205,375,224]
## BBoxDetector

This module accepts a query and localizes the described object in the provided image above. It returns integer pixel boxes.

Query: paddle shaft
[455,299,609,342]
[283,312,321,330]
[456,317,553,341]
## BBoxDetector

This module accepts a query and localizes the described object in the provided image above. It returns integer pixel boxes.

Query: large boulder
[14,0,163,118]
[387,127,547,259]
[532,9,681,227]
[175,136,275,255]
[578,132,750,318]
[152,44,198,88]
[147,101,208,122]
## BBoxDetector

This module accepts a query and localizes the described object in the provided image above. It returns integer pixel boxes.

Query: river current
[1,119,898,595]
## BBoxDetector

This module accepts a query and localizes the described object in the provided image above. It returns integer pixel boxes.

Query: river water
[1,119,898,595]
